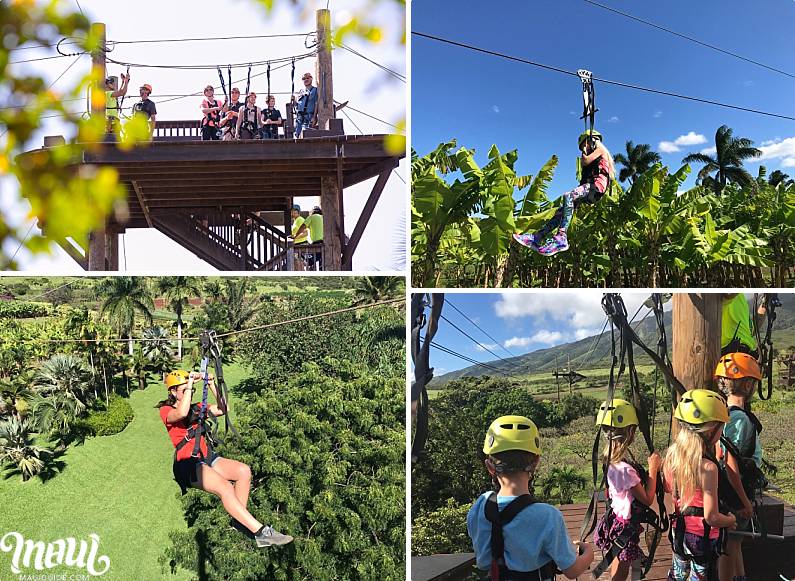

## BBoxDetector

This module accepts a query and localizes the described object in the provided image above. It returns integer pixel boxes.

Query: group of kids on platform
[102,69,318,140]
[467,351,767,581]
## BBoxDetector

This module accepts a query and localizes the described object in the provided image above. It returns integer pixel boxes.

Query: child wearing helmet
[592,399,661,581]
[663,390,736,581]
[513,129,616,256]
[714,354,764,581]
[158,370,293,548]
[466,415,594,580]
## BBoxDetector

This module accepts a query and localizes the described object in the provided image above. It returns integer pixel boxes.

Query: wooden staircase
[152,212,291,271]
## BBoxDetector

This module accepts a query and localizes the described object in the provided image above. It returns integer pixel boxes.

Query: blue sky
[3,0,405,272]
[424,292,655,376]
[411,0,795,196]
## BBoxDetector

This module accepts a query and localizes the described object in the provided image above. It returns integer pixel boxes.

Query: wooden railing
[153,120,202,141]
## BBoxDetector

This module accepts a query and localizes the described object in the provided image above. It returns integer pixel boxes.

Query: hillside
[432,294,795,385]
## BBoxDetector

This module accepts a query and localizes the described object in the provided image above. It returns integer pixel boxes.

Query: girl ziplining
[158,369,293,548]
[512,129,616,256]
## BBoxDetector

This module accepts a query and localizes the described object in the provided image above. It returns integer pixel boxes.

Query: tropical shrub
[412,141,795,288]
[0,416,50,481]
[0,301,51,318]
[412,498,473,556]
[84,394,134,436]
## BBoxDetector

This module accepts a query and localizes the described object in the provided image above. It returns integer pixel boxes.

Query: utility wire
[73,0,85,17]
[106,51,315,71]
[412,31,795,122]
[339,43,405,82]
[9,54,77,65]
[429,340,511,376]
[25,279,80,302]
[7,220,37,265]
[0,298,403,345]
[110,32,311,45]
[445,298,516,359]
[439,313,514,366]
[580,0,795,81]
[343,104,401,130]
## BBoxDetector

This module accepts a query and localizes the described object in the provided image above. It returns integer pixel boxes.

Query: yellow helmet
[596,398,639,428]
[483,415,541,456]
[165,370,190,390]
[674,389,729,425]
[578,129,602,147]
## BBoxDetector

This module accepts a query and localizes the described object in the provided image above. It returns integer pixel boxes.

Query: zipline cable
[428,341,510,377]
[580,0,795,81]
[106,51,315,71]
[0,297,403,345]
[412,31,795,122]
[338,43,406,82]
[439,314,515,367]
[446,298,516,359]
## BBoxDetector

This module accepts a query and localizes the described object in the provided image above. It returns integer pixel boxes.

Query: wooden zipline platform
[411,497,795,581]
[25,129,403,271]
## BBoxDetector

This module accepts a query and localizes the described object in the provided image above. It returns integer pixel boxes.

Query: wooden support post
[316,9,334,131]
[672,293,722,434]
[105,227,119,270]
[239,209,248,270]
[341,169,391,269]
[87,22,108,271]
[321,176,342,270]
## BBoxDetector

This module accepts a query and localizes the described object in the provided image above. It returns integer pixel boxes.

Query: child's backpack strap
[484,493,557,581]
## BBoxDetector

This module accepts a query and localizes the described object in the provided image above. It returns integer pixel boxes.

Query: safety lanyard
[267,62,271,99]
[410,293,444,463]
[117,65,131,114]
[244,63,252,97]
[217,66,228,102]
[577,69,597,134]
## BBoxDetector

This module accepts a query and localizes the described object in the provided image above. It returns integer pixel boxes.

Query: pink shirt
[606,461,640,519]
[663,468,720,539]
[593,157,610,193]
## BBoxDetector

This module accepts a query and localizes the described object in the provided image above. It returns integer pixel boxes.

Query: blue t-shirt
[467,492,578,573]
[721,408,762,467]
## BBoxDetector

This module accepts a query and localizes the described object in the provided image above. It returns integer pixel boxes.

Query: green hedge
[85,395,134,436]
[0,301,51,318]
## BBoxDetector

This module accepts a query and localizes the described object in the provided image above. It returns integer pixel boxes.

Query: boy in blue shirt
[714,353,765,581]
[467,415,594,580]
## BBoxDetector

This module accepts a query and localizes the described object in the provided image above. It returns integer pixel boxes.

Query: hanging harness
[579,156,611,197]
[580,294,683,579]
[173,330,237,462]
[410,293,444,463]
[217,66,229,102]
[484,493,558,581]
[240,104,260,135]
[758,293,780,400]
[575,69,611,199]
[669,455,727,581]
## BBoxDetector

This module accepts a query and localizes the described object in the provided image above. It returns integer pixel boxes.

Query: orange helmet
[140,84,153,93]
[714,352,761,380]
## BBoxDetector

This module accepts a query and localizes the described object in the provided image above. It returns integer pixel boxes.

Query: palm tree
[769,170,793,188]
[0,376,34,420]
[141,326,174,376]
[157,277,202,360]
[682,125,761,193]
[0,417,49,481]
[613,141,661,184]
[33,354,94,414]
[539,466,588,505]
[353,277,404,305]
[98,277,154,355]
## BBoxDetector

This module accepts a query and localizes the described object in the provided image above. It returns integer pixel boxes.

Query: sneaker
[512,233,538,248]
[552,233,569,252]
[536,239,560,256]
[254,525,294,548]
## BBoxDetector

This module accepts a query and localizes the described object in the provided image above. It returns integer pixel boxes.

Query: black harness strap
[485,494,557,581]
[217,66,228,102]
[267,62,271,98]
[411,293,444,462]
[758,293,779,400]
[117,65,131,114]
[245,63,252,97]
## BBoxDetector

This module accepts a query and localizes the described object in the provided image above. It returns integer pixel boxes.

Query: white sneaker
[255,525,294,547]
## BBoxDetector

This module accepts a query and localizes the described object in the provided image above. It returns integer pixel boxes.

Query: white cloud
[474,342,498,352]
[492,105,500,114]
[743,80,755,87]
[504,336,532,349]
[699,146,717,156]
[658,131,707,153]
[574,328,595,341]
[653,110,662,118]
[659,141,681,153]
[758,137,795,164]
[607,116,619,123]
[495,293,651,329]
[530,330,564,345]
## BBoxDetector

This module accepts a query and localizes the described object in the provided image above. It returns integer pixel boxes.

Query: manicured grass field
[0,362,252,580]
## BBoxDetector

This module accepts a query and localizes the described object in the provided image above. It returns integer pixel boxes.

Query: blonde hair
[663,420,720,508]
[601,425,636,465]
[598,142,617,181]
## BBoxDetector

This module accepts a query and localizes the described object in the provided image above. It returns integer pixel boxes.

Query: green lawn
[0,362,253,580]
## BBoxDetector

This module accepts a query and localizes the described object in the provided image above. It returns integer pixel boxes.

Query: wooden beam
[320,176,342,270]
[672,293,722,436]
[54,238,88,270]
[343,157,399,188]
[123,178,322,189]
[316,9,335,131]
[131,180,153,227]
[341,169,391,269]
